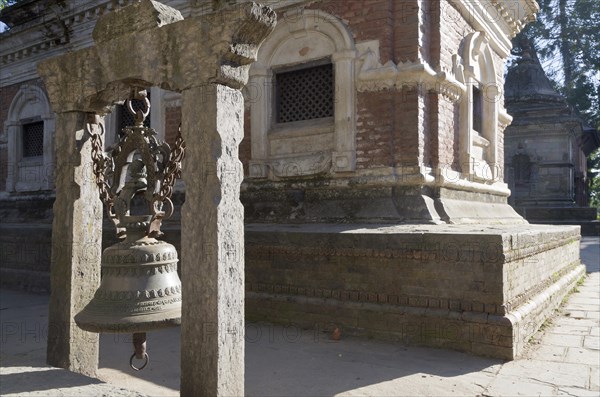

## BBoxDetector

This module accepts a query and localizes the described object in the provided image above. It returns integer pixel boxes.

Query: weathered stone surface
[241,179,526,224]
[92,0,183,43]
[37,2,276,114]
[180,84,245,396]
[245,223,585,359]
[46,113,103,377]
[0,222,52,293]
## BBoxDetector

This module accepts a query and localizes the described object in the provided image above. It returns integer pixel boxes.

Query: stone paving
[0,237,598,396]
[479,237,599,397]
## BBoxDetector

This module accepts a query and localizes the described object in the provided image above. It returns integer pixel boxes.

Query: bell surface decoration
[74,218,182,333]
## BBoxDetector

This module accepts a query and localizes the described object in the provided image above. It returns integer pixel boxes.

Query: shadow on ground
[98,322,502,397]
[0,364,102,395]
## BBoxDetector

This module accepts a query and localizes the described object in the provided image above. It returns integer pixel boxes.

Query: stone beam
[37,1,277,114]
[46,113,103,377]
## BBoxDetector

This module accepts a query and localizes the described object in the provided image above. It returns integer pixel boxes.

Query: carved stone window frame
[457,31,499,182]
[248,9,357,179]
[3,84,55,192]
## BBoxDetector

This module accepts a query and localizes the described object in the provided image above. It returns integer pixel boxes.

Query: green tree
[0,0,15,11]
[520,0,600,129]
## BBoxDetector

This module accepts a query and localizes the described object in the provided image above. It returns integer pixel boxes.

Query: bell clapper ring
[130,351,149,371]
[130,332,149,371]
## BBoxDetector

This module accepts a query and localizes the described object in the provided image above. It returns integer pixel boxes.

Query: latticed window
[22,121,44,158]
[275,63,334,123]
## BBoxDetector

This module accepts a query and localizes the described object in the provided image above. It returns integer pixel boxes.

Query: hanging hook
[130,332,149,371]
[125,88,151,126]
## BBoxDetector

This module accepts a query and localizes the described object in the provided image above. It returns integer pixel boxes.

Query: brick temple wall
[435,2,474,172]
[164,106,182,146]
[238,0,497,173]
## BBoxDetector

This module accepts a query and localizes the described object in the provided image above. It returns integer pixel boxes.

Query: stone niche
[242,0,585,360]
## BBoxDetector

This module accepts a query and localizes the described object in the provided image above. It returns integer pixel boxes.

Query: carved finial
[511,33,537,64]
[519,35,532,59]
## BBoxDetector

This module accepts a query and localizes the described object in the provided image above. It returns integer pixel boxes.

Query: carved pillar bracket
[37,0,276,389]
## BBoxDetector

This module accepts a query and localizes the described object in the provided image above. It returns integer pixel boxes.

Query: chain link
[158,124,186,201]
[89,123,115,213]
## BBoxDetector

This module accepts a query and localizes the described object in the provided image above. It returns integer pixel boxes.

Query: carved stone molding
[355,41,466,101]
[449,0,538,58]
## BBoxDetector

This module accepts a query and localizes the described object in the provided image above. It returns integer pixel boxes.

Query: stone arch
[248,8,357,179]
[458,31,500,181]
[4,84,55,192]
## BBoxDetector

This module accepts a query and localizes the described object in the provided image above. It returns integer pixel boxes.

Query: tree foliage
[0,0,16,11]
[0,0,17,33]
[520,0,600,129]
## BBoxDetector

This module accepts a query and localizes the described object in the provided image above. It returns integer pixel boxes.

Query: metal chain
[158,124,186,201]
[89,123,115,212]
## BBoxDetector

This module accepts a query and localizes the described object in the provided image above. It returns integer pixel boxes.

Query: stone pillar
[180,84,245,396]
[248,65,270,178]
[332,50,357,172]
[47,112,103,377]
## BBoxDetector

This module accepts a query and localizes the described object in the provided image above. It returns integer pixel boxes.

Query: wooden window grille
[22,121,44,158]
[275,63,334,123]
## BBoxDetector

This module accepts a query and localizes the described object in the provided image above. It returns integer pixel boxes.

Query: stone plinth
[516,207,600,236]
[245,223,584,359]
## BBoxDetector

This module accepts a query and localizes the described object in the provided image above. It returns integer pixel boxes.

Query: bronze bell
[75,90,186,370]
[73,217,182,333]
